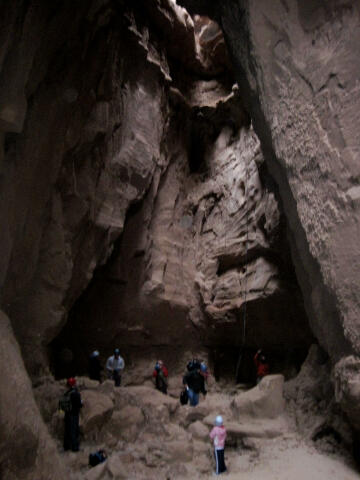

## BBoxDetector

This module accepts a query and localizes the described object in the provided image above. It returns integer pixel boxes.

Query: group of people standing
[89,348,125,386]
[61,348,125,453]
[60,348,269,475]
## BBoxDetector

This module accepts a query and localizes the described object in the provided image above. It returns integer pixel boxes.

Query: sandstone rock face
[286,344,352,446]
[217,0,360,357]
[0,0,332,475]
[0,0,311,378]
[232,374,285,420]
[0,311,68,480]
[178,0,360,426]
[0,0,172,374]
[59,84,311,370]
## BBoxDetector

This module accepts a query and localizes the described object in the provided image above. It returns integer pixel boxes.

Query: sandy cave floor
[223,436,359,480]
[55,378,359,480]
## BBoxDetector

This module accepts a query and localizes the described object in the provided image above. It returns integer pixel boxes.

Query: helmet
[67,377,76,387]
[215,415,223,426]
[91,350,99,357]
[114,348,120,355]
[187,359,201,371]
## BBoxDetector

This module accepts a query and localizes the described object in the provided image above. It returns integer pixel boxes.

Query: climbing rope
[235,151,250,383]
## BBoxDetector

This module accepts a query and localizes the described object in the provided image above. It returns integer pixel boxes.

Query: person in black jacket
[63,377,83,452]
[183,362,208,406]
[88,350,102,381]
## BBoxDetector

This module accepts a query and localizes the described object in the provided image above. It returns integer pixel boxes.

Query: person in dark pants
[106,348,125,387]
[89,350,102,381]
[182,362,208,406]
[63,377,83,452]
[152,360,168,394]
[210,415,227,475]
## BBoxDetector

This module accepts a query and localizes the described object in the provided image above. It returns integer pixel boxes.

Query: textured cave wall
[55,76,312,375]
[0,311,68,480]
[0,0,203,474]
[0,0,195,373]
[178,0,360,425]
[0,1,317,472]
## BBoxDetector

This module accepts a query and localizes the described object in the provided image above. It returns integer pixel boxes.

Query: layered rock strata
[0,1,316,475]
[178,0,360,426]
[58,70,311,373]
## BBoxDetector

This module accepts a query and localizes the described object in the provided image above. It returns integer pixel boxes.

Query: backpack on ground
[58,391,72,413]
[89,450,107,467]
[180,388,188,405]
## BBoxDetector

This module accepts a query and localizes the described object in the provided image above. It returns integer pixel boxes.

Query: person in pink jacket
[209,415,227,475]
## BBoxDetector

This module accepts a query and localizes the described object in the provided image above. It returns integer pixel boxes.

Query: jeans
[187,388,199,406]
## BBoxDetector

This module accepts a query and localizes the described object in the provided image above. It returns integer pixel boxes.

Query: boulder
[334,356,360,430]
[76,377,101,390]
[81,390,114,437]
[0,311,68,480]
[231,375,285,419]
[83,461,107,480]
[188,420,209,441]
[181,405,210,427]
[106,406,145,443]
[165,440,193,463]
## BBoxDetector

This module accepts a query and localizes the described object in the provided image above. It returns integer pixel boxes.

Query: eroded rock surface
[0,311,68,480]
[178,0,360,427]
[1,0,354,476]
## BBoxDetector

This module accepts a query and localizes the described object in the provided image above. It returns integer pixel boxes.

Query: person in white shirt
[106,348,125,386]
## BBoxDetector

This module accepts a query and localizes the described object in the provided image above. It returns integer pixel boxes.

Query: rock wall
[0,0,186,373]
[3,0,359,475]
[0,311,68,480]
[0,0,312,374]
[178,0,360,425]
[56,76,312,374]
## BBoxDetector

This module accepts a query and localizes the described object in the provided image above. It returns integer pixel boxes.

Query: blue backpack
[89,450,107,467]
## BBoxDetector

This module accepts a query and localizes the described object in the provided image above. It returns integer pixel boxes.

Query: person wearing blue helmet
[89,350,102,382]
[106,348,125,386]
[183,361,208,406]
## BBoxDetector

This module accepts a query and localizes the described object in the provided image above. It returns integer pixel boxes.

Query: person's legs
[187,388,199,406]
[70,414,80,451]
[157,376,167,394]
[214,448,226,474]
[113,370,121,386]
[63,414,71,450]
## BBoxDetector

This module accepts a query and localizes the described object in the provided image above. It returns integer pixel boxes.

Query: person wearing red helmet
[152,360,169,394]
[254,349,270,384]
[62,377,83,451]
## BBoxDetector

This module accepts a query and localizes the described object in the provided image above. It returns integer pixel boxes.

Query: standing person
[209,415,227,475]
[89,350,102,381]
[152,360,168,394]
[106,348,125,386]
[254,349,269,384]
[182,362,207,406]
[61,377,83,452]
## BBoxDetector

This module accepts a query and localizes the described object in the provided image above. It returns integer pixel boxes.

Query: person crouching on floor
[209,415,227,475]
